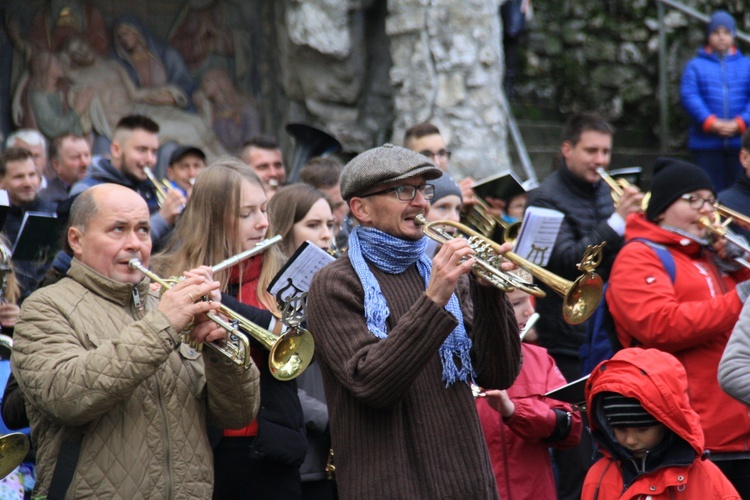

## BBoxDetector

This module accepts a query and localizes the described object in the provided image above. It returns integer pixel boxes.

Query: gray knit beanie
[430,174,463,204]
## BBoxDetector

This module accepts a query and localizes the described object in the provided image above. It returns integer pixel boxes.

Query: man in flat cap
[307,144,522,499]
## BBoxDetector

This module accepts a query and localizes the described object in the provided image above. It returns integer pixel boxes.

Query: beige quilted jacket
[12,259,261,499]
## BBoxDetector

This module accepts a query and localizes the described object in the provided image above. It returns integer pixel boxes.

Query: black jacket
[219,295,307,466]
[526,164,624,358]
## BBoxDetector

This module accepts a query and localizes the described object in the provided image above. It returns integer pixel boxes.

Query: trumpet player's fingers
[426,238,476,307]
[159,276,221,332]
[614,185,644,218]
[458,177,477,207]
[184,266,222,302]
[159,189,187,226]
[188,314,227,344]
[712,236,729,260]
[0,303,20,328]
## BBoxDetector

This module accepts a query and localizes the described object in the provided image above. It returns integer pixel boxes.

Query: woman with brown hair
[154,157,305,499]
[266,183,336,500]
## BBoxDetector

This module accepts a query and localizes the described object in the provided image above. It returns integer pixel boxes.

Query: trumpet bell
[0,433,29,480]
[270,329,316,381]
[563,273,604,325]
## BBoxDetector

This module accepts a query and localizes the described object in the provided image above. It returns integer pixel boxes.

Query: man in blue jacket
[681,10,750,192]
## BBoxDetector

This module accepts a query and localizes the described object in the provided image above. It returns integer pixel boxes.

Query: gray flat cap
[341,143,443,200]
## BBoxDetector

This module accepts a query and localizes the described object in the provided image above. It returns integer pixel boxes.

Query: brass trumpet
[714,203,750,231]
[144,167,178,207]
[597,167,650,211]
[415,216,605,325]
[462,197,522,243]
[698,213,750,270]
[128,258,314,380]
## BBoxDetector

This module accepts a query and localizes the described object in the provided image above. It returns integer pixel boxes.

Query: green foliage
[514,0,746,147]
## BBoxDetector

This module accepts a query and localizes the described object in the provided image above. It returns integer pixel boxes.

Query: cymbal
[0,433,29,479]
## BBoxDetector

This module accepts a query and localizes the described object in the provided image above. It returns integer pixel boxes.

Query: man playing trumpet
[11,184,261,498]
[525,112,643,499]
[307,144,522,499]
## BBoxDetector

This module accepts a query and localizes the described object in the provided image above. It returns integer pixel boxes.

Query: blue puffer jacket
[680,47,750,151]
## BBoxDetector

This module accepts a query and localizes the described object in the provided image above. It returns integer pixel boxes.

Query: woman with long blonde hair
[154,157,305,499]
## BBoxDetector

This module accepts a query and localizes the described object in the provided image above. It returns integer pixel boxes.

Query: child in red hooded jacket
[583,348,739,499]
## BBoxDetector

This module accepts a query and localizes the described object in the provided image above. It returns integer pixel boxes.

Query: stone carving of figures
[194,67,261,154]
[26,0,108,56]
[27,50,90,139]
[60,36,227,157]
[169,0,249,80]
[112,16,196,110]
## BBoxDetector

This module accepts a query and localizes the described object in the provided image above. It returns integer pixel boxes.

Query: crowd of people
[0,6,749,500]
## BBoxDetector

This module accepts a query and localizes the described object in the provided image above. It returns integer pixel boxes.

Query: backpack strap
[629,238,676,283]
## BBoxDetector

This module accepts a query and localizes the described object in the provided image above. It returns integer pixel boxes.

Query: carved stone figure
[60,37,227,157]
[194,67,261,154]
[112,16,196,110]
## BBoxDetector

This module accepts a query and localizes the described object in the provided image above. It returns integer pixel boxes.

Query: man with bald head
[12,183,260,499]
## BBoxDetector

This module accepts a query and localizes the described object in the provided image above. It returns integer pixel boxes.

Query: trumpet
[596,168,650,211]
[462,197,522,243]
[714,203,750,231]
[698,213,750,270]
[0,433,29,480]
[144,166,179,207]
[415,216,605,325]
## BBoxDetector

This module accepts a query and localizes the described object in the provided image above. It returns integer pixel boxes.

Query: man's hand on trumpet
[614,185,644,219]
[159,189,187,225]
[158,271,224,343]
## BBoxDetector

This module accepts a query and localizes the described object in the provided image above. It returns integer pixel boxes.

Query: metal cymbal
[0,433,29,479]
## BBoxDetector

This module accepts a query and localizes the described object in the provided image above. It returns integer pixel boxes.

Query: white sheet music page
[513,206,564,267]
[268,241,335,303]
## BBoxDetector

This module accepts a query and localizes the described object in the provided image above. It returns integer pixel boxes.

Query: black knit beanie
[645,157,714,222]
[601,392,659,428]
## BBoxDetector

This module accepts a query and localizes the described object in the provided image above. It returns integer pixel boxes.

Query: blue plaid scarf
[348,226,475,386]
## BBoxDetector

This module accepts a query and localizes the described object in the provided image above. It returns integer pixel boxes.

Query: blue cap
[707,10,735,37]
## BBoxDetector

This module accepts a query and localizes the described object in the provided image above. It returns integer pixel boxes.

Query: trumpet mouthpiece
[414,214,427,226]
[128,258,142,270]
[268,179,279,188]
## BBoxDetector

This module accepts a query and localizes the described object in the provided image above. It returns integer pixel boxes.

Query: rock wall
[272,0,511,179]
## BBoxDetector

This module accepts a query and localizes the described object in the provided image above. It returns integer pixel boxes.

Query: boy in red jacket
[583,348,739,499]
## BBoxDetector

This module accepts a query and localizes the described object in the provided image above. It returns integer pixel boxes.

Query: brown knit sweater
[307,256,522,499]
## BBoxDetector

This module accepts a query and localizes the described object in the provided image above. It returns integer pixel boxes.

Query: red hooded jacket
[607,213,750,453]
[582,348,739,499]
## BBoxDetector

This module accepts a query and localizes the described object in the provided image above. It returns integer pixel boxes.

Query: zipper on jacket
[132,286,145,319]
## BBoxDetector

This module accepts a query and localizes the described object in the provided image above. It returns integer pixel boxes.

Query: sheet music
[268,241,335,303]
[513,206,564,267]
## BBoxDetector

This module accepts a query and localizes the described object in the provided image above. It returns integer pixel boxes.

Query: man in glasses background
[403,122,478,206]
[307,144,522,499]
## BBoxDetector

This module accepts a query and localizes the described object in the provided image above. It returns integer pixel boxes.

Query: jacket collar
[559,161,601,195]
[67,258,151,306]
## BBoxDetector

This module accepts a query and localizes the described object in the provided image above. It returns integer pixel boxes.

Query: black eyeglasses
[680,193,716,210]
[419,150,452,161]
[360,184,435,201]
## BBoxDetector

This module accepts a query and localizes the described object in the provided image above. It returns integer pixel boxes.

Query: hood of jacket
[88,155,137,188]
[586,348,704,468]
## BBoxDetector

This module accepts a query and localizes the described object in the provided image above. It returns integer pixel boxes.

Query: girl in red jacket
[476,280,582,499]
[583,348,739,499]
